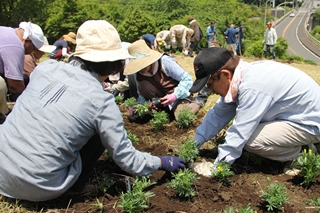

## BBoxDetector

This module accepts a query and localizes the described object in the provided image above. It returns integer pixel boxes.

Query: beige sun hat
[124,40,163,75]
[71,20,133,62]
[63,32,76,44]
[38,36,56,53]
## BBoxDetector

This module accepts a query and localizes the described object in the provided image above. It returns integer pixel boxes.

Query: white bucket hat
[71,20,133,62]
[19,22,44,49]
[38,36,56,53]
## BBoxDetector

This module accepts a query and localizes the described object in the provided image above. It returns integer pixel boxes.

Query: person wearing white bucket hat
[124,39,202,120]
[0,21,44,120]
[0,20,186,201]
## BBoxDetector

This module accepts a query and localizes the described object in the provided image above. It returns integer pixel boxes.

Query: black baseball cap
[189,47,232,93]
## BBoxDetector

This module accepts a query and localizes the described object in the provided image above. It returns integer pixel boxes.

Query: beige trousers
[0,76,8,115]
[244,121,320,162]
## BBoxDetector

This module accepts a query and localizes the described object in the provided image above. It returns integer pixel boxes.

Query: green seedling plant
[124,97,137,116]
[134,103,150,117]
[211,162,234,185]
[223,203,257,213]
[176,138,199,163]
[150,110,169,132]
[119,176,156,213]
[114,95,124,104]
[168,168,199,197]
[293,148,320,186]
[309,197,320,211]
[96,172,116,194]
[127,130,139,145]
[176,107,196,129]
[259,178,289,211]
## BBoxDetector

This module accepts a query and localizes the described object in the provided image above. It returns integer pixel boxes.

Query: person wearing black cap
[190,47,320,177]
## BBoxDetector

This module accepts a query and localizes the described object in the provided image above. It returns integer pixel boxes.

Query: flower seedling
[211,162,234,185]
[309,197,320,211]
[134,103,150,117]
[150,110,169,132]
[119,176,156,213]
[124,97,137,116]
[293,148,320,186]
[168,168,199,197]
[114,95,124,104]
[223,203,257,213]
[96,172,116,194]
[176,138,199,163]
[176,107,196,129]
[259,178,289,211]
[127,130,139,145]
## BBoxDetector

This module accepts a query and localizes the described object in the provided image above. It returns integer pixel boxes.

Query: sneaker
[283,160,300,176]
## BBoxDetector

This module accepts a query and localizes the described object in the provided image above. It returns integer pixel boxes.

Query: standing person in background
[0,21,44,121]
[0,20,185,202]
[155,30,171,52]
[188,16,202,57]
[263,22,277,60]
[224,24,238,55]
[169,24,194,54]
[142,33,162,52]
[50,32,76,61]
[206,20,217,47]
[236,23,245,56]
[23,36,56,77]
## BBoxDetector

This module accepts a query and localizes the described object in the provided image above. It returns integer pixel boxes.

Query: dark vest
[136,57,179,95]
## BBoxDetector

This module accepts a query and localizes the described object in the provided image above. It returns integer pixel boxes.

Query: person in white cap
[0,21,44,122]
[0,20,186,201]
[23,36,56,77]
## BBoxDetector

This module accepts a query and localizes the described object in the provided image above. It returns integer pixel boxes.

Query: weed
[127,130,139,145]
[150,110,169,132]
[96,172,116,194]
[211,162,234,185]
[176,107,196,129]
[134,103,150,117]
[91,198,103,213]
[176,138,199,163]
[114,95,124,104]
[293,149,320,186]
[168,168,199,197]
[259,178,289,211]
[119,176,156,213]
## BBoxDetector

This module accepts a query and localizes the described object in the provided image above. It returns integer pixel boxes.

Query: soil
[3,106,320,213]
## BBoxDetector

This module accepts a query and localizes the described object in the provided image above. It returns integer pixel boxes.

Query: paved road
[275,0,320,63]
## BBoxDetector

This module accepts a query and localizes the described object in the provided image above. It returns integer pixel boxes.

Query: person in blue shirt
[224,24,238,55]
[50,32,76,60]
[206,20,217,47]
[189,47,320,177]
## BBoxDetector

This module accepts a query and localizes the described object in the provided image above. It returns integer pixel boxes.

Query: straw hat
[71,20,133,62]
[63,32,76,44]
[38,36,56,53]
[124,40,163,75]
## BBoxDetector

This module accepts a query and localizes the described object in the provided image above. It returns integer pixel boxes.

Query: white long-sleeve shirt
[194,60,320,165]
[264,27,277,45]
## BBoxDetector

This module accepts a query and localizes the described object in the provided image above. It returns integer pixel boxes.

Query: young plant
[293,148,320,186]
[259,178,289,211]
[119,176,156,213]
[211,162,234,185]
[176,107,196,129]
[127,130,139,145]
[114,95,124,104]
[96,172,116,194]
[168,168,199,197]
[124,97,137,116]
[150,110,169,132]
[176,138,199,163]
[134,103,150,117]
[309,197,320,211]
[223,203,257,213]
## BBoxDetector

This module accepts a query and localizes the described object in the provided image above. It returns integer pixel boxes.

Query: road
[275,0,320,63]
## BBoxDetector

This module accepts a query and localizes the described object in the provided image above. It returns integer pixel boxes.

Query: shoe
[63,184,95,197]
[283,160,300,176]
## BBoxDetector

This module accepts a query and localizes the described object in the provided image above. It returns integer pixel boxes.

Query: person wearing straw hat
[23,36,56,77]
[0,21,44,122]
[169,24,194,54]
[49,32,76,61]
[124,39,201,120]
[0,20,186,201]
[189,47,320,177]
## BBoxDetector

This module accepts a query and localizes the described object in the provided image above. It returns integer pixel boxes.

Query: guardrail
[304,11,320,50]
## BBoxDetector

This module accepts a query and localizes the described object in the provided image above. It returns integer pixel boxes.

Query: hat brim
[124,51,163,75]
[63,35,76,44]
[189,75,210,93]
[39,45,56,53]
[71,48,133,62]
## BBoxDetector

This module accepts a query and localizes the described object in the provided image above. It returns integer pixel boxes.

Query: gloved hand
[190,159,214,177]
[160,94,177,106]
[159,156,186,172]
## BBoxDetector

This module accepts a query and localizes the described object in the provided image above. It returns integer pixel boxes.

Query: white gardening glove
[113,79,129,93]
[190,159,214,177]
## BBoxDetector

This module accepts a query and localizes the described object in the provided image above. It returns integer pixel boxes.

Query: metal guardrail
[304,12,320,50]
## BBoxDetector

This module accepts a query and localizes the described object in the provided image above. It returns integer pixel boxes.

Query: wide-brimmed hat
[19,22,44,49]
[71,20,133,62]
[189,47,232,93]
[38,36,56,53]
[63,32,76,44]
[124,40,163,75]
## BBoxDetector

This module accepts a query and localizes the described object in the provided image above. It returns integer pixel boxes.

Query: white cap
[19,22,44,49]
[39,37,56,53]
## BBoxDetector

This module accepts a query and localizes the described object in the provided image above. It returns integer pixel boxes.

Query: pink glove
[160,94,177,106]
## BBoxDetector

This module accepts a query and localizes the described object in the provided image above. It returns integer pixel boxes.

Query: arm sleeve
[62,47,70,58]
[214,89,274,165]
[0,46,24,80]
[96,95,160,176]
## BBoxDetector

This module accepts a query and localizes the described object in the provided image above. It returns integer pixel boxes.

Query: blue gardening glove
[159,156,186,172]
